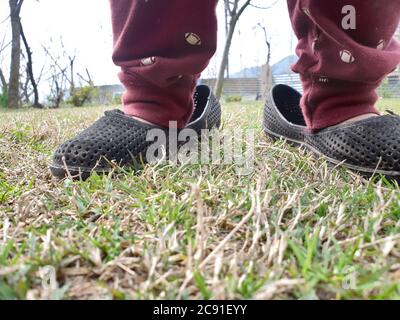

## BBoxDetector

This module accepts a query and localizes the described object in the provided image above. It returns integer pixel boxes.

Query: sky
[0,0,296,91]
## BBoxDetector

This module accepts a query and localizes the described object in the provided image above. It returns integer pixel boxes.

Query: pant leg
[109,0,218,128]
[288,0,400,130]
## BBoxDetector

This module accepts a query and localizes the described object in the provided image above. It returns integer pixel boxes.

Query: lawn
[0,98,399,300]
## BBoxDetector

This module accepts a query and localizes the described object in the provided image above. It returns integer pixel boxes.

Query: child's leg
[288,0,400,130]
[110,0,218,128]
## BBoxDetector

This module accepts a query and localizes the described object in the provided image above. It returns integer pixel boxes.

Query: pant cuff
[300,75,381,130]
[120,72,197,129]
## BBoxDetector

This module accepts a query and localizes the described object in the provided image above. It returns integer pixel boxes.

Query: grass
[377,98,400,113]
[0,98,399,300]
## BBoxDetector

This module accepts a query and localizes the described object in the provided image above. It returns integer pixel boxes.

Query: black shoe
[264,84,400,179]
[50,85,221,179]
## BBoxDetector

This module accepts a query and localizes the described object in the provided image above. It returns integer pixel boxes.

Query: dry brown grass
[0,101,399,300]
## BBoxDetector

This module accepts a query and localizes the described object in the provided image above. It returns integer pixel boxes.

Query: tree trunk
[214,18,237,101]
[8,0,23,108]
[259,24,272,101]
[260,64,272,101]
[214,0,251,101]
[69,56,75,94]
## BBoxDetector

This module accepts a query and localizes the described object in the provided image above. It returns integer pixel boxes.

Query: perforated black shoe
[50,85,221,179]
[264,84,400,179]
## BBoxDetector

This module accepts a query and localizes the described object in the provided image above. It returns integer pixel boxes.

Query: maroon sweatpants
[288,0,400,129]
[110,0,400,130]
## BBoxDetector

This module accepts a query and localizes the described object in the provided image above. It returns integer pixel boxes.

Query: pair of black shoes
[51,84,400,180]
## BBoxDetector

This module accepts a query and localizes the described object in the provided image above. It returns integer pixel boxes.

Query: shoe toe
[52,137,111,173]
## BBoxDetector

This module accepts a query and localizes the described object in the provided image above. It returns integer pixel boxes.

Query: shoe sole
[263,127,400,181]
[50,164,109,180]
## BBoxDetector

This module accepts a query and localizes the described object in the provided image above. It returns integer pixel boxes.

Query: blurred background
[0,0,399,109]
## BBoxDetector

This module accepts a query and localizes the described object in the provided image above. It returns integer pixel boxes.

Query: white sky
[0,0,296,90]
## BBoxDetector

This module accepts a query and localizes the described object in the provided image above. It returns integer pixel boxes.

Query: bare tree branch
[77,68,93,86]
[249,0,279,10]
[214,0,277,100]
[0,67,7,93]
[19,19,42,107]
[214,0,252,100]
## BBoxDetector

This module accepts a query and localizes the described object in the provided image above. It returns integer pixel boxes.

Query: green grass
[0,99,399,300]
[377,98,400,113]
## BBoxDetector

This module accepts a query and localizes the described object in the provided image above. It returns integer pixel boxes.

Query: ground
[0,99,399,300]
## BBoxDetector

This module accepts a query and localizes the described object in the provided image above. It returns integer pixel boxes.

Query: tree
[257,22,272,101]
[42,43,71,108]
[42,39,96,108]
[0,38,8,107]
[8,0,24,108]
[214,0,277,100]
[20,20,43,108]
[214,0,251,100]
[0,40,9,95]
[0,67,8,108]
[0,68,7,95]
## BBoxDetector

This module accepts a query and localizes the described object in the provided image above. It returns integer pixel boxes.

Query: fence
[201,78,261,100]
[273,72,400,99]
[272,74,303,93]
[381,73,400,99]
[95,71,400,105]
